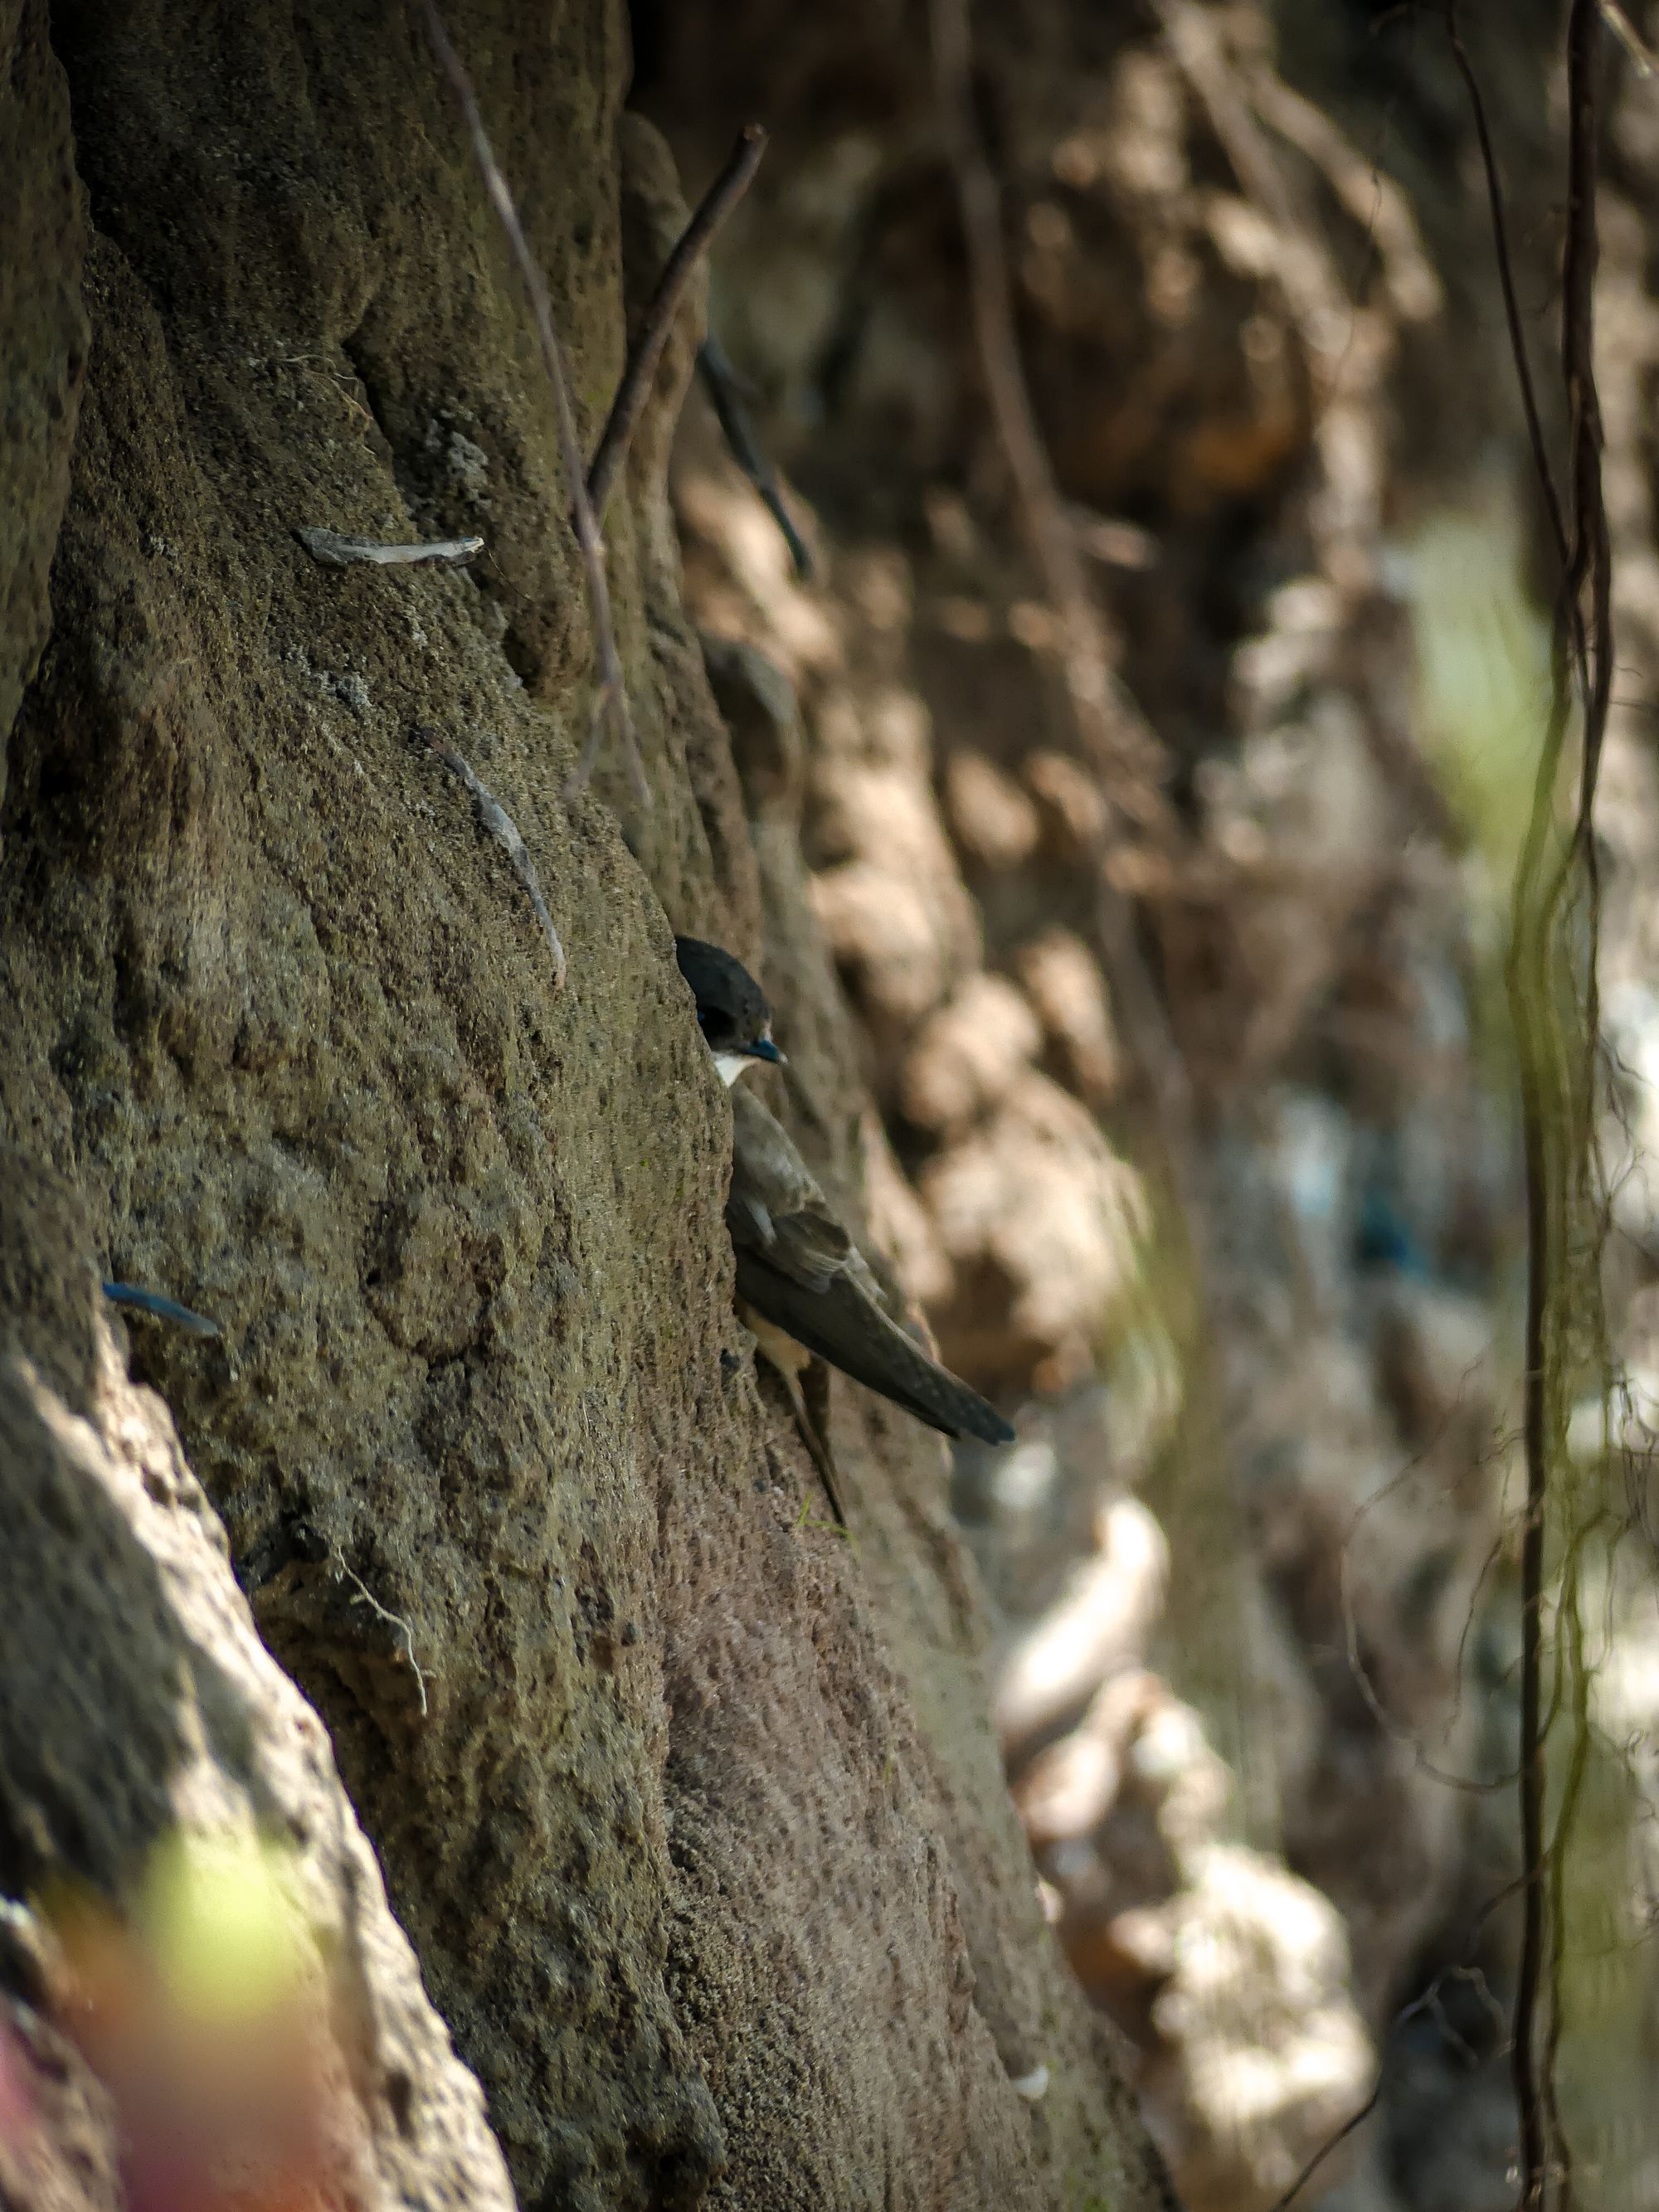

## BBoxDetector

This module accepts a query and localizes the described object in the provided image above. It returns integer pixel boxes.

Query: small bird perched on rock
[675,936,1014,1519]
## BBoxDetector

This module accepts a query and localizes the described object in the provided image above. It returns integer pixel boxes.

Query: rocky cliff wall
[0,3,1171,2206]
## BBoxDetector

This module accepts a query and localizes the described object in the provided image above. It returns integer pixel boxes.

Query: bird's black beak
[747,1037,786,1066]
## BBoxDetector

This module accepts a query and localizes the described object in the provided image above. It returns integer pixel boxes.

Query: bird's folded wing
[726,1085,1014,1447]
[727,1082,859,1292]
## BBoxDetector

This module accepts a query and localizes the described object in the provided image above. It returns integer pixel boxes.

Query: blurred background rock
[638,2,1659,2203]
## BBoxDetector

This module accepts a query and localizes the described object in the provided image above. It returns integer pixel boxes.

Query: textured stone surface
[0,1151,517,2212]
[0,5,1166,2208]
[0,0,88,771]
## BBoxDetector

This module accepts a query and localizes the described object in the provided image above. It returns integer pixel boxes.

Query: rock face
[0,5,1172,2209]
[0,1152,518,2212]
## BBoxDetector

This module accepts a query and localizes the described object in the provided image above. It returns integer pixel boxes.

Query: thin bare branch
[1598,0,1656,75]
[1241,61,1441,322]
[586,126,768,523]
[1266,2072,1385,2212]
[698,332,815,580]
[416,0,646,803]
[333,1550,431,1718]
[1506,245,1569,2212]
[296,525,484,569]
[1447,5,1613,2205]
[1542,1532,1597,2208]
[422,727,568,991]
[1525,15,1612,2209]
[1443,8,1572,581]
[1268,1870,1530,2212]
[1561,0,1614,841]
[564,693,612,799]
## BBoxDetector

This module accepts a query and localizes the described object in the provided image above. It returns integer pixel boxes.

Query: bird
[674,936,1014,1520]
[674,933,787,1084]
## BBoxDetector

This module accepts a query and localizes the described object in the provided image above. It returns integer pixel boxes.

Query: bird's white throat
[716,1052,752,1087]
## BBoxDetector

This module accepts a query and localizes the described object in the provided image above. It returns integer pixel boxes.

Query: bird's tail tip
[954,1398,1015,1448]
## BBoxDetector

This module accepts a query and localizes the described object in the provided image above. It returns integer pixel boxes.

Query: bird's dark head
[674,936,786,1085]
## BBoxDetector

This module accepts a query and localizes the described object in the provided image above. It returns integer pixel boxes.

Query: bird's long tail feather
[734,1250,1014,1446]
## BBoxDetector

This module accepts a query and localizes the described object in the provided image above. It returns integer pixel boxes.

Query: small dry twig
[296,525,484,569]
[698,331,815,580]
[1448,6,1613,2205]
[1510,10,1612,2205]
[1443,10,1572,586]
[417,0,645,804]
[586,124,769,523]
[333,1551,431,1719]
[422,727,568,991]
[1266,1889,1524,2211]
[1241,60,1441,323]
[1599,0,1656,75]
